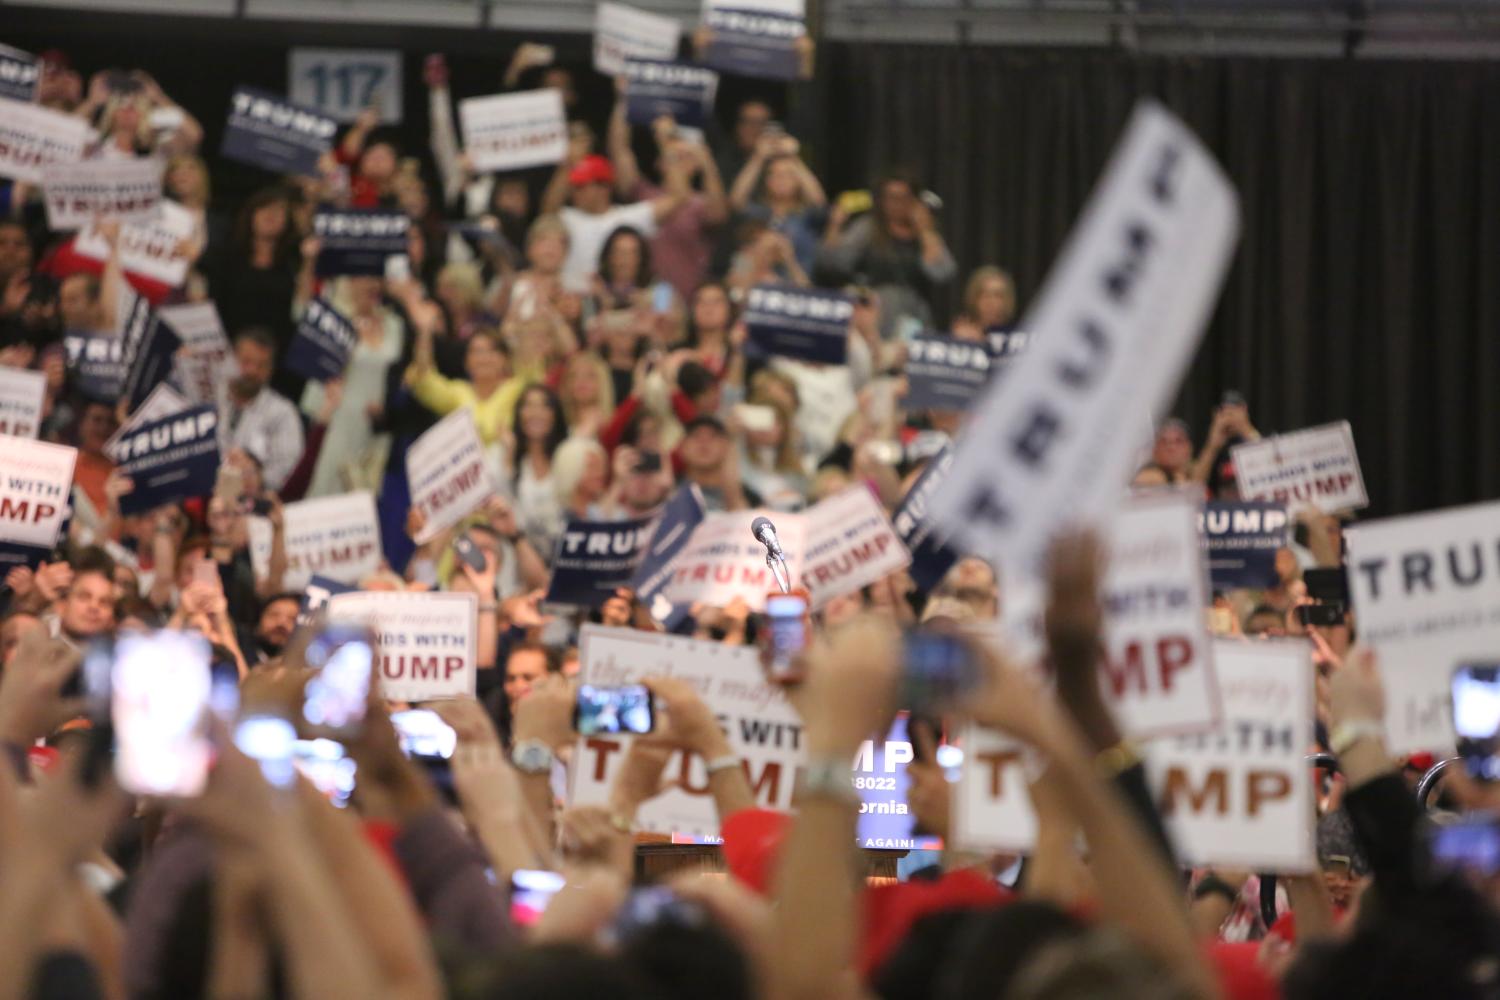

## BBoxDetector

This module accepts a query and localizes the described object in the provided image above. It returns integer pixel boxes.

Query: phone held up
[762,592,809,683]
[302,624,377,737]
[1453,662,1500,783]
[574,684,655,736]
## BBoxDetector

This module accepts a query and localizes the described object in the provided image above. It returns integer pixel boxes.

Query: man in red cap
[540,139,687,293]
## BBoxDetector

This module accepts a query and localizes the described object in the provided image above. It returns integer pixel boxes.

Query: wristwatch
[797,756,859,805]
[1330,719,1384,755]
[510,739,555,775]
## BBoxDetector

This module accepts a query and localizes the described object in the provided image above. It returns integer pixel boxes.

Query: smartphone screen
[292,738,358,808]
[901,631,980,712]
[453,533,487,574]
[303,627,375,734]
[510,869,566,927]
[764,594,808,682]
[1431,817,1500,876]
[112,631,213,797]
[1453,664,1500,782]
[391,709,458,760]
[235,715,297,789]
[1296,603,1344,628]
[574,684,655,736]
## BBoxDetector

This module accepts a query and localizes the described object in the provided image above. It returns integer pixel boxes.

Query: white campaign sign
[929,102,1239,580]
[289,49,403,124]
[800,486,912,609]
[0,366,46,439]
[42,158,164,231]
[703,0,804,14]
[459,90,568,173]
[325,590,477,702]
[1149,640,1317,873]
[247,492,381,592]
[568,626,804,836]
[1231,421,1368,515]
[595,2,683,76]
[160,302,235,407]
[0,437,77,550]
[406,409,498,544]
[75,200,196,287]
[0,97,89,184]
[952,724,1040,853]
[1345,500,1500,754]
[659,508,804,613]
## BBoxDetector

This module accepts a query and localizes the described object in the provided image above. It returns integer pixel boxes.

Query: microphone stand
[767,550,791,594]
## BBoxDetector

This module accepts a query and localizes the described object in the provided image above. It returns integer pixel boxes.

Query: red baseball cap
[568,154,615,187]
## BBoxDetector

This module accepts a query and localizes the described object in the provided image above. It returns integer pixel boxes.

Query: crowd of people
[1,30,1498,1000]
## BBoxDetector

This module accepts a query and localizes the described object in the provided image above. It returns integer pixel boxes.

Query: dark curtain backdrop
[815,45,1500,519]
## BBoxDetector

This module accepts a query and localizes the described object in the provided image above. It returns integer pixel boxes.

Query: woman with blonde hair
[737,373,809,512]
[953,265,1017,340]
[551,436,610,521]
[79,70,203,159]
[497,214,578,325]
[556,351,615,439]
[435,260,490,341]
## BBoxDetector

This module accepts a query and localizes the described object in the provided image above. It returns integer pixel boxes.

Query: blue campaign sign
[114,405,221,515]
[119,300,182,412]
[545,517,655,608]
[702,7,804,81]
[285,297,357,381]
[623,59,718,128]
[298,574,355,628]
[856,714,944,851]
[63,330,126,401]
[744,284,852,364]
[313,209,410,277]
[892,447,963,592]
[1199,501,1291,590]
[219,86,338,178]
[630,484,706,629]
[904,335,994,412]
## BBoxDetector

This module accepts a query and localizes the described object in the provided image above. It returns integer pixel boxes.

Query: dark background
[7,7,1498,519]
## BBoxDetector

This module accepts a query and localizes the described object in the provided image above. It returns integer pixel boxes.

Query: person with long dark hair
[509,384,569,553]
[201,186,303,366]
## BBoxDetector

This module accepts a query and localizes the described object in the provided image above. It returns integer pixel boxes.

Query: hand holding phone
[1453,663,1500,782]
[574,684,655,736]
[112,631,213,797]
[453,532,488,575]
[900,629,980,712]
[302,626,376,736]
[761,592,809,683]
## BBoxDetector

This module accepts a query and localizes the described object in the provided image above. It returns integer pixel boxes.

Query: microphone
[750,516,791,594]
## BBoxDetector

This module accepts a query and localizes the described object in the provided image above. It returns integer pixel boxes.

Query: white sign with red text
[568,625,804,836]
[952,724,1041,852]
[659,509,805,613]
[800,486,912,609]
[0,366,46,439]
[1231,421,1367,515]
[325,590,477,702]
[0,97,89,184]
[0,437,77,550]
[43,157,164,231]
[459,90,568,173]
[247,492,381,592]
[75,199,196,287]
[406,409,498,544]
[595,1,682,76]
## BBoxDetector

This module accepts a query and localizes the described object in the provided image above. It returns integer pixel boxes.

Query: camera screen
[575,684,654,736]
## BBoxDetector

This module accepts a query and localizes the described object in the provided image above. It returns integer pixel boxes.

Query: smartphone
[613,886,705,939]
[192,557,221,590]
[574,684,655,736]
[1453,663,1500,782]
[1430,817,1500,876]
[213,465,244,505]
[234,715,297,789]
[510,869,566,927]
[248,496,274,518]
[763,593,808,683]
[1220,389,1247,409]
[633,451,662,475]
[651,282,673,314]
[384,254,412,283]
[453,533,488,574]
[733,403,778,434]
[112,631,214,797]
[302,626,375,734]
[1296,603,1345,628]
[1303,567,1349,606]
[900,630,980,712]
[391,709,458,760]
[292,738,358,808]
[865,440,904,466]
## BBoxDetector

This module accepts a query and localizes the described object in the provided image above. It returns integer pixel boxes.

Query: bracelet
[1330,719,1384,756]
[478,603,499,613]
[797,756,858,805]
[704,754,741,776]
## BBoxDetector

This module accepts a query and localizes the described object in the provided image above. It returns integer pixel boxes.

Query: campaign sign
[406,410,498,544]
[285,297,357,382]
[43,158,164,231]
[1149,640,1316,872]
[288,49,402,125]
[220,86,338,178]
[105,383,189,462]
[1231,420,1368,515]
[325,590,478,702]
[985,328,1031,363]
[1102,492,1220,738]
[631,484,707,622]
[800,485,911,609]
[0,438,77,569]
[892,447,962,592]
[743,284,852,364]
[160,303,234,407]
[1198,501,1289,590]
[1345,500,1500,754]
[658,508,802,614]
[113,405,220,515]
[62,331,126,401]
[623,60,718,128]
[702,4,804,81]
[856,714,943,851]
[0,97,90,184]
[298,574,355,628]
[0,45,40,102]
[904,334,994,412]
[313,210,410,277]
[595,2,683,76]
[0,367,46,439]
[930,103,1239,579]
[545,517,655,608]
[459,89,568,173]
[75,200,197,287]
[952,722,1040,853]
[569,626,804,835]
[119,300,182,412]
[248,492,382,592]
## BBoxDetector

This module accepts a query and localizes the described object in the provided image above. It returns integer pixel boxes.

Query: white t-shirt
[559,201,658,293]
